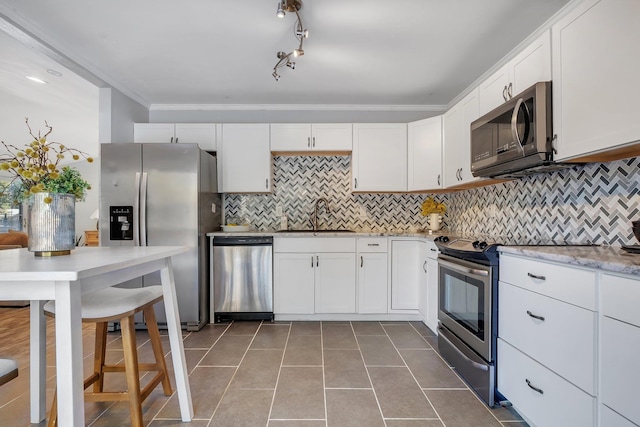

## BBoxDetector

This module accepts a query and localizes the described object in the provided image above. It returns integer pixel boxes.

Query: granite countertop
[499,245,640,276]
[207,230,448,240]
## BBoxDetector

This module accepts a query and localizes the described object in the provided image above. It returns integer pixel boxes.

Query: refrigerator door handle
[140,172,148,246]
[133,172,141,246]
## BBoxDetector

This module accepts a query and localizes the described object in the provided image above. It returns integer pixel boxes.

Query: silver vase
[25,193,75,256]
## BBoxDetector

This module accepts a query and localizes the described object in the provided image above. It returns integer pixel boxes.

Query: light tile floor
[0,307,527,426]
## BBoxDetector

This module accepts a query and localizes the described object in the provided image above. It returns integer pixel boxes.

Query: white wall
[99,87,148,144]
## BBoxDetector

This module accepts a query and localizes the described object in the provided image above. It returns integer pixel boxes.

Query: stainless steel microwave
[470,81,568,178]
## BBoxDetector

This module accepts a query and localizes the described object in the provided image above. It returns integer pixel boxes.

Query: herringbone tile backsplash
[224,156,640,246]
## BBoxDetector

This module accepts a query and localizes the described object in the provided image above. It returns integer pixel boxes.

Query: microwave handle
[511,97,531,156]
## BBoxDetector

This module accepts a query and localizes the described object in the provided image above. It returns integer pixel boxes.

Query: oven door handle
[438,326,489,372]
[438,258,489,277]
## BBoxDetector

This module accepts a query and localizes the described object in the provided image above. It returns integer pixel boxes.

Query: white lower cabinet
[425,242,439,333]
[274,253,315,314]
[357,237,388,314]
[315,253,356,313]
[390,240,421,311]
[600,272,640,426]
[498,339,596,427]
[273,237,357,315]
[499,282,596,394]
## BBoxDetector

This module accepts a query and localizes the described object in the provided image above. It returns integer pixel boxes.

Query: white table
[0,246,194,426]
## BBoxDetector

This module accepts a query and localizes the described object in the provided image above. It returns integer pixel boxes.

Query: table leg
[29,300,46,423]
[54,281,85,427]
[160,259,194,422]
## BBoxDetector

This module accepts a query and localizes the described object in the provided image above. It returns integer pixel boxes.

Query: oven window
[440,268,485,339]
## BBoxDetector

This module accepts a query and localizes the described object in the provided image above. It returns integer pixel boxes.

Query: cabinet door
[417,242,428,321]
[426,258,439,333]
[352,124,407,192]
[478,64,510,117]
[133,123,175,143]
[220,124,272,193]
[510,30,551,96]
[390,240,421,310]
[443,90,479,187]
[311,123,352,151]
[174,123,216,151]
[358,252,388,314]
[552,0,640,160]
[274,253,315,314]
[408,116,443,191]
[315,253,356,313]
[270,124,311,151]
[601,316,640,425]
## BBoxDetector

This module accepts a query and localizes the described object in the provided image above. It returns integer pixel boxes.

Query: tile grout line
[351,320,388,427]
[389,322,446,427]
[265,320,292,426]
[321,322,328,427]
[206,320,263,426]
[150,322,232,425]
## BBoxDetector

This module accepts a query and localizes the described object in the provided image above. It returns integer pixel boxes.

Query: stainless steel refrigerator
[99,143,221,331]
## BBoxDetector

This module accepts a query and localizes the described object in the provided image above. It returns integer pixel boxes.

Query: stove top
[434,235,598,265]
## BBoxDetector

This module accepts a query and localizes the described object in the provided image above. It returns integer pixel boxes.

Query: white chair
[45,286,172,427]
[0,358,18,386]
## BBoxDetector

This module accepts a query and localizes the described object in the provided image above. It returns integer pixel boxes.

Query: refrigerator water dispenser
[110,206,133,240]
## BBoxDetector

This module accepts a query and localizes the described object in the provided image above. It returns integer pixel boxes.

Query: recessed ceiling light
[25,76,47,84]
[47,69,63,77]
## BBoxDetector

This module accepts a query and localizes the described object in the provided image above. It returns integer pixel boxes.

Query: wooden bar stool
[0,358,18,386]
[44,286,172,427]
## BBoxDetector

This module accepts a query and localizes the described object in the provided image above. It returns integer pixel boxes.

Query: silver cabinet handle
[423,261,427,273]
[312,136,316,148]
[503,85,508,101]
[526,379,544,395]
[307,136,311,148]
[437,174,440,186]
[361,256,363,268]
[367,243,379,247]
[430,248,437,252]
[316,255,319,267]
[526,310,545,321]
[311,256,314,267]
[266,178,269,189]
[354,178,358,189]
[459,169,462,181]
[507,82,513,99]
[527,273,546,281]
[175,137,179,144]
[170,136,174,143]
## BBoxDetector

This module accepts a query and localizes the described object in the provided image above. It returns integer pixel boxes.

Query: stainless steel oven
[438,254,493,361]
[434,236,500,407]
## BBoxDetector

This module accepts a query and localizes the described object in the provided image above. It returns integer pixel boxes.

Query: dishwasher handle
[213,236,273,246]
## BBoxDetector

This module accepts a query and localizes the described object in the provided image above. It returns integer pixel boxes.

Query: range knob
[478,241,488,249]
[472,240,480,249]
[436,236,449,243]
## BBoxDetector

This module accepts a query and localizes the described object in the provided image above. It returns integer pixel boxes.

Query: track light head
[272,71,281,81]
[276,0,285,18]
[286,61,295,69]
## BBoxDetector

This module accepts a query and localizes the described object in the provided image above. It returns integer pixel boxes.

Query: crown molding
[149,103,447,112]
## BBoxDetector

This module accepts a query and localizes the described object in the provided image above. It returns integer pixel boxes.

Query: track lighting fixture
[272,0,308,80]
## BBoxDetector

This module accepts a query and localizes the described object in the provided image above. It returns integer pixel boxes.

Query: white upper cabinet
[408,116,443,191]
[352,123,407,192]
[552,0,640,161]
[443,89,480,187]
[220,124,271,193]
[134,123,216,151]
[270,123,352,152]
[478,31,551,117]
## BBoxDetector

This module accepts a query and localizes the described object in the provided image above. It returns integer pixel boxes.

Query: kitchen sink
[277,229,356,233]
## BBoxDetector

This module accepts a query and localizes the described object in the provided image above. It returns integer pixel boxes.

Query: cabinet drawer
[602,273,640,327]
[499,254,596,310]
[498,339,595,427]
[601,405,639,427]
[274,237,356,253]
[499,282,596,394]
[357,237,388,253]
[601,316,640,425]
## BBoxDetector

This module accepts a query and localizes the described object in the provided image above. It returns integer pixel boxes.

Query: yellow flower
[87,157,94,163]
[10,160,19,168]
[43,196,53,204]
[72,154,79,160]
[0,163,9,170]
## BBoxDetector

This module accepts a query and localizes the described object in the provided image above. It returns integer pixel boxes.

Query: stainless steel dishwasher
[212,236,273,322]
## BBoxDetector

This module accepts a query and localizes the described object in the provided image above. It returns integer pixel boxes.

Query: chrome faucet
[310,198,331,231]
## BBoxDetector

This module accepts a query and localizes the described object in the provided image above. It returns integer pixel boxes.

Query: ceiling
[0,0,572,112]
